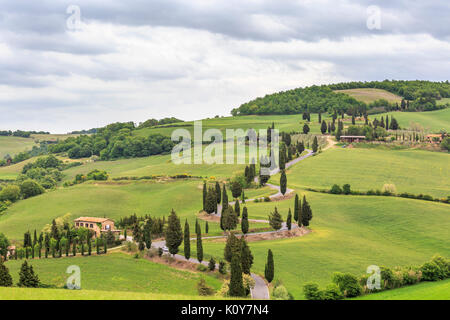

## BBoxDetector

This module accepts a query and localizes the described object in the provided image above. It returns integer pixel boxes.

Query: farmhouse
[340,135,366,143]
[425,134,446,144]
[74,217,120,237]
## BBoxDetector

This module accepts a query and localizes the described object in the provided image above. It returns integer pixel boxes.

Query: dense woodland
[48,122,174,160]
[232,80,450,116]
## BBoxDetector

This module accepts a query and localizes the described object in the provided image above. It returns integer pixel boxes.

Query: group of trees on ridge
[231,80,450,116]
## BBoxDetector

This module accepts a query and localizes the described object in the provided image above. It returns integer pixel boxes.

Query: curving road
[151,149,315,299]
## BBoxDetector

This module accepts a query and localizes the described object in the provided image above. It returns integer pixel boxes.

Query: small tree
[280,170,287,195]
[231,181,242,199]
[196,229,203,263]
[240,237,253,275]
[165,209,183,256]
[234,200,240,217]
[303,124,310,134]
[286,209,292,231]
[321,120,327,134]
[223,206,238,232]
[312,136,318,153]
[264,249,274,283]
[229,255,245,297]
[205,221,209,234]
[268,207,283,230]
[241,207,249,234]
[205,187,217,214]
[302,196,313,227]
[17,261,40,288]
[184,220,190,260]
[0,261,13,287]
[208,257,216,271]
[294,194,299,222]
[342,184,351,195]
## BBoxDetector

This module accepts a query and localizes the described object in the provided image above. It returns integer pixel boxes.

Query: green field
[0,136,37,159]
[0,179,270,241]
[187,191,450,299]
[355,279,450,300]
[272,147,450,198]
[4,252,222,296]
[334,88,403,104]
[0,287,226,300]
[377,108,450,133]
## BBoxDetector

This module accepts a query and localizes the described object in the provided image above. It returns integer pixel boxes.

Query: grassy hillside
[4,252,222,296]
[377,108,450,132]
[335,88,403,104]
[0,287,226,300]
[355,279,450,300]
[190,192,450,299]
[0,136,37,159]
[272,147,450,198]
[0,179,270,241]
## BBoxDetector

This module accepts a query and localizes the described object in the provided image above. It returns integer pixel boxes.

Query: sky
[1,0,449,133]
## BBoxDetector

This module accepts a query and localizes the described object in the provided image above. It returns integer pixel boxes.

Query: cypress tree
[241,207,249,234]
[205,187,217,214]
[241,190,245,204]
[321,120,327,134]
[224,233,240,263]
[301,196,313,227]
[280,170,287,195]
[103,238,107,254]
[240,237,253,275]
[205,221,209,234]
[208,257,216,271]
[223,206,238,232]
[264,249,274,283]
[0,261,13,287]
[318,112,322,123]
[87,237,92,256]
[229,255,245,297]
[312,136,318,153]
[222,184,228,211]
[184,220,190,260]
[96,238,100,255]
[73,240,77,257]
[287,209,292,231]
[165,209,183,256]
[202,182,207,211]
[215,182,221,205]
[234,200,240,217]
[294,194,299,222]
[144,220,152,249]
[196,227,203,263]
[33,230,37,247]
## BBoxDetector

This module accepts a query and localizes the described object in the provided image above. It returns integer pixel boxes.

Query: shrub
[197,278,215,296]
[321,284,344,300]
[381,184,397,195]
[20,180,44,199]
[0,185,21,202]
[332,272,362,297]
[208,257,216,271]
[421,262,443,281]
[342,184,351,195]
[330,184,342,194]
[303,283,321,300]
[218,261,227,274]
[263,196,271,202]
[401,267,422,285]
[196,264,207,272]
[272,284,291,300]
[430,255,450,278]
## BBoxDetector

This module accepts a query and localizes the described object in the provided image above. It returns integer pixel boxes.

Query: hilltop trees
[166,209,183,256]
[265,249,274,283]
[269,207,283,231]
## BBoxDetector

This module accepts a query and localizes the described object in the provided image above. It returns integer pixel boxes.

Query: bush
[330,184,342,194]
[332,272,362,297]
[303,283,321,300]
[421,262,444,281]
[430,255,450,278]
[0,185,21,202]
[401,267,422,285]
[218,261,227,274]
[197,278,215,296]
[342,184,351,195]
[263,196,271,202]
[272,284,291,300]
[20,180,44,199]
[381,184,397,195]
[196,264,207,272]
[321,284,344,300]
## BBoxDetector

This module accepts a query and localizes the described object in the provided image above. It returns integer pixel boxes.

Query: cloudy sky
[1,0,449,133]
